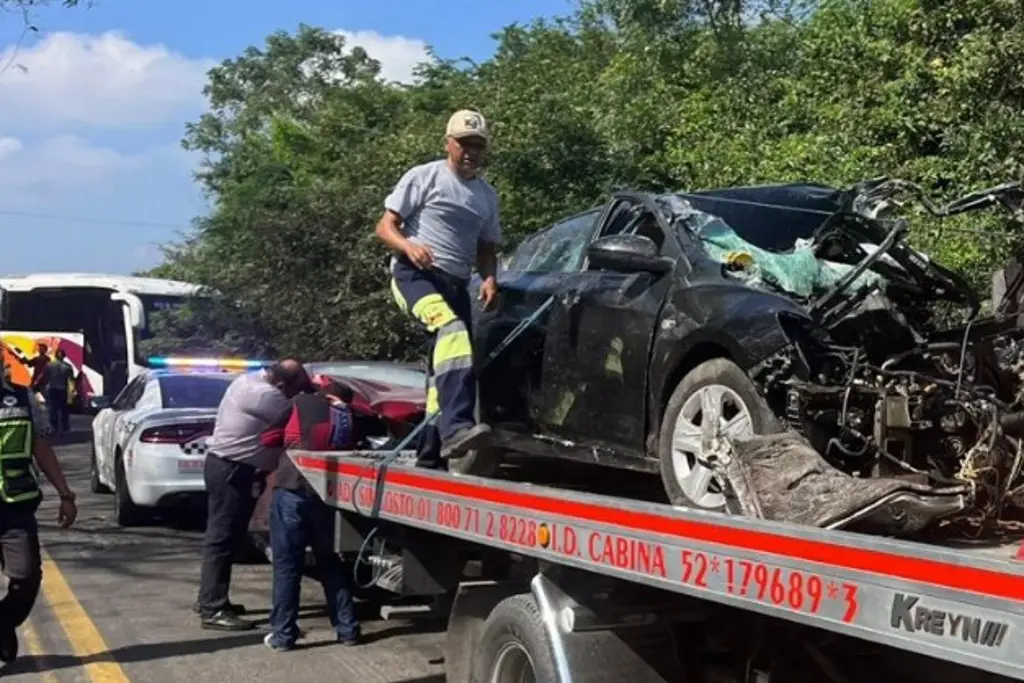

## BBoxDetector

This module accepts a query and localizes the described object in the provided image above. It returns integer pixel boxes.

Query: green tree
[145,0,1024,360]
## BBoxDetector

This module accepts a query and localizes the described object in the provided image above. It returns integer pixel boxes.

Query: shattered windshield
[661,194,885,300]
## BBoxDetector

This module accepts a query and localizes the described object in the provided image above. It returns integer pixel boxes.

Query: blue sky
[0,0,573,275]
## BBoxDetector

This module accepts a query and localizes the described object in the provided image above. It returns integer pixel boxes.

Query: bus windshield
[137,294,187,341]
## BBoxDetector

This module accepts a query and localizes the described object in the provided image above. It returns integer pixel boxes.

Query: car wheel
[114,454,147,527]
[89,441,111,495]
[658,358,780,511]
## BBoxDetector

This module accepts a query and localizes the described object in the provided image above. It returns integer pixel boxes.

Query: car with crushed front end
[466,177,1024,539]
[89,357,261,526]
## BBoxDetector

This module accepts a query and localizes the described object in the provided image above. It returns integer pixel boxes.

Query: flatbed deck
[291,449,1024,680]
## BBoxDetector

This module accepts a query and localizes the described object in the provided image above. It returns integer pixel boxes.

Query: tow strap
[351,294,556,587]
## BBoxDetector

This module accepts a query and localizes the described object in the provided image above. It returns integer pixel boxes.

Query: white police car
[89,357,269,526]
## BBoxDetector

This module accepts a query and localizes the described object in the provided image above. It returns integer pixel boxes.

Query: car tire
[471,594,559,683]
[89,441,111,495]
[114,453,147,527]
[658,357,780,512]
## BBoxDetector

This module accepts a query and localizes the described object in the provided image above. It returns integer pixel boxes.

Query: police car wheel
[89,442,110,495]
[113,455,146,527]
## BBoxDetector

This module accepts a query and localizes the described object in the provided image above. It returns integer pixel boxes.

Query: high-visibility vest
[0,383,40,504]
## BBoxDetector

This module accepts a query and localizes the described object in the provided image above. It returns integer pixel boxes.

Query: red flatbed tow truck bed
[291,449,1024,683]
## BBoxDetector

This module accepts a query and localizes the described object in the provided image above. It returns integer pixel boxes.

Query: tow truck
[286,446,1024,683]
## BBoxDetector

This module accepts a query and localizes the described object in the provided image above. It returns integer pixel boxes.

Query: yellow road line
[39,550,131,683]
[21,619,59,683]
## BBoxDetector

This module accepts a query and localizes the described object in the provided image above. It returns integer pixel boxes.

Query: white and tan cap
[445,109,489,141]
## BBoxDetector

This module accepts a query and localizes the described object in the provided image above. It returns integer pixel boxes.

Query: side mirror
[89,395,112,411]
[586,234,674,275]
[111,292,144,329]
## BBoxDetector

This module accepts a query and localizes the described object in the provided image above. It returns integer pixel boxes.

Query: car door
[93,380,133,458]
[536,196,682,454]
[101,376,146,481]
[474,208,604,430]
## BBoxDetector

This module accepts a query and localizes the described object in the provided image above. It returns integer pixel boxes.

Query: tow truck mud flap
[723,432,967,535]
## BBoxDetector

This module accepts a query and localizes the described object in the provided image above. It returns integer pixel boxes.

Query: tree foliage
[144,0,1024,360]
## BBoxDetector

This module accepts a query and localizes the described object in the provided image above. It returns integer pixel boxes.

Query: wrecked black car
[466,177,1024,538]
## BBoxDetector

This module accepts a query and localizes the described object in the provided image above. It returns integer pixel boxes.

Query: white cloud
[0,31,215,129]
[333,30,430,84]
[0,136,21,160]
[0,134,143,198]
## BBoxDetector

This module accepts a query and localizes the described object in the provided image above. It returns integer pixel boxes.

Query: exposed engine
[748,179,1024,532]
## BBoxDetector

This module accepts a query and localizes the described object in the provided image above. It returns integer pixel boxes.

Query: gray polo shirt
[206,370,292,472]
[384,159,502,280]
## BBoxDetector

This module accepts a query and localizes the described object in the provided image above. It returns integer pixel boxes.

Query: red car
[246,360,427,551]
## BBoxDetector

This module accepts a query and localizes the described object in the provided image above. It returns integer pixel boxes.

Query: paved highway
[1,416,446,683]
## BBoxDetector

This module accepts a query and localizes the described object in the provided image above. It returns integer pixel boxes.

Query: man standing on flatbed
[375,109,501,468]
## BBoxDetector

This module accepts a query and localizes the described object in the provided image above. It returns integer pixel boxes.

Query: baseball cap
[446,109,489,141]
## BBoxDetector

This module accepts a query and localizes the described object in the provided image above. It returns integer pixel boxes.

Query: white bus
[0,273,202,407]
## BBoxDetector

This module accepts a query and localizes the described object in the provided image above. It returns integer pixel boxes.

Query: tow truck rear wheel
[472,594,557,683]
[658,357,779,511]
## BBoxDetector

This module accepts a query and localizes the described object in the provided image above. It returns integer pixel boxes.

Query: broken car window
[513,209,602,274]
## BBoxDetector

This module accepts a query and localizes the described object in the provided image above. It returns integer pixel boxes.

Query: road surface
[1,416,446,683]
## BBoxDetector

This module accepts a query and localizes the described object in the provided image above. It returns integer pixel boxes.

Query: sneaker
[0,629,17,664]
[264,633,293,652]
[439,424,492,459]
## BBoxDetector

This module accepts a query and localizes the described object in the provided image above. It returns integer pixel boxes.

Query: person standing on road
[195,359,312,631]
[263,375,360,652]
[43,349,75,433]
[375,108,502,468]
[0,356,77,665]
[28,343,49,398]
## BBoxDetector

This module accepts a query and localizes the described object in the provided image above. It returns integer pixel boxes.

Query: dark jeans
[0,501,42,633]
[46,388,69,432]
[268,487,358,646]
[197,455,266,618]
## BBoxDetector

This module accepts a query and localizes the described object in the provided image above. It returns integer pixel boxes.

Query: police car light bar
[146,357,271,370]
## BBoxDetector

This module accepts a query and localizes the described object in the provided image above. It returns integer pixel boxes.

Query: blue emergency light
[146,356,271,370]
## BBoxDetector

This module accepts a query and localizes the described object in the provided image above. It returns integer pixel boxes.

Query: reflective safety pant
[390,257,477,452]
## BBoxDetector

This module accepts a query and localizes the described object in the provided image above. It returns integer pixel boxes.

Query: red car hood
[334,375,425,425]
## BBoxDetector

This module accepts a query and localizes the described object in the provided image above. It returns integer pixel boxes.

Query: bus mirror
[110,292,145,329]
[0,287,8,328]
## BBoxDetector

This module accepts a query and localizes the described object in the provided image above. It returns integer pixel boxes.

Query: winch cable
[349,294,557,588]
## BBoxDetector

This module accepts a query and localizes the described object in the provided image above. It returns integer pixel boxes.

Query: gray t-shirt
[206,371,292,472]
[384,159,502,280]
[45,359,74,391]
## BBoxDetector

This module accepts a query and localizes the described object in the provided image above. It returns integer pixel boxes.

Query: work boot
[200,609,255,631]
[439,424,492,460]
[0,629,17,664]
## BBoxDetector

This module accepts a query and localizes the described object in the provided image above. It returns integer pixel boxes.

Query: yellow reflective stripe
[390,278,409,314]
[426,386,440,415]
[4,489,40,503]
[411,294,457,332]
[0,420,30,457]
[434,326,473,372]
